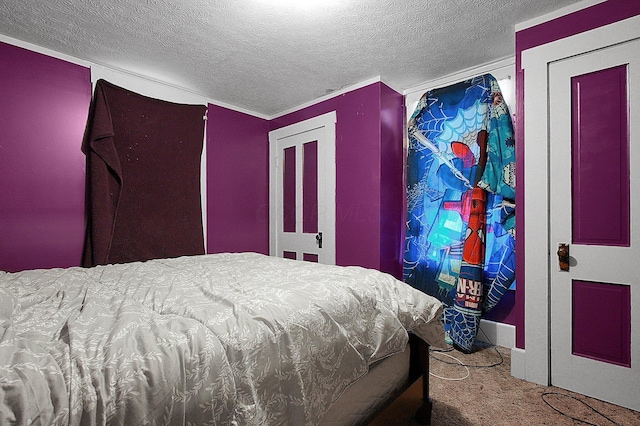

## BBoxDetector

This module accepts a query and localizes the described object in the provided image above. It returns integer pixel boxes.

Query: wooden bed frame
[411,335,433,425]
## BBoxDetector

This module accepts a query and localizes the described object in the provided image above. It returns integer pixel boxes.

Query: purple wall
[0,42,91,272]
[514,0,640,348]
[0,38,513,329]
[270,82,405,277]
[484,290,516,324]
[0,38,516,329]
[0,40,406,275]
[379,84,405,279]
[206,104,270,255]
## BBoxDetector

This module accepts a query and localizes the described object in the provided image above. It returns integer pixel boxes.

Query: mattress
[0,252,444,425]
[319,344,411,425]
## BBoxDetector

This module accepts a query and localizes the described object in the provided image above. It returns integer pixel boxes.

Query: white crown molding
[1,33,270,119]
[270,76,383,120]
[403,56,515,98]
[0,34,90,68]
[515,0,606,32]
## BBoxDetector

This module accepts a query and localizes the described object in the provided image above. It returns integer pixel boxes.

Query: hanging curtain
[82,79,207,267]
[403,74,516,352]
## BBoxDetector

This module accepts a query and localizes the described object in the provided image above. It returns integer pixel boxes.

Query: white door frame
[268,111,336,264]
[548,40,640,410]
[521,14,640,386]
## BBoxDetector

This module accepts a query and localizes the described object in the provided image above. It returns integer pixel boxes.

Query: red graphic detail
[443,189,472,222]
[456,277,483,309]
[451,141,475,168]
[462,187,486,266]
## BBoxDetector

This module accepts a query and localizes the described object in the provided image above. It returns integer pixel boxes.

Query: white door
[269,112,336,264]
[549,38,640,410]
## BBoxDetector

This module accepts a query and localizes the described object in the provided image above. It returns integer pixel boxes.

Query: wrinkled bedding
[0,252,444,425]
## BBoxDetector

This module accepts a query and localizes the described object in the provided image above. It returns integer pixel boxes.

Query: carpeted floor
[369,344,640,425]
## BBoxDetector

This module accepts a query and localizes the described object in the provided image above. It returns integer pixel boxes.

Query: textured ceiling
[0,0,583,117]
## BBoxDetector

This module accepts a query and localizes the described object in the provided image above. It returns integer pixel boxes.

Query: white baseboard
[474,321,527,380]
[510,347,526,379]
[476,319,515,349]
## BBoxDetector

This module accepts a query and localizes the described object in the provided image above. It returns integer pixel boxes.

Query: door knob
[316,232,323,249]
[557,243,570,271]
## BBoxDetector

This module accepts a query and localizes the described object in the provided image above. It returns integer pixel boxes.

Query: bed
[0,252,445,425]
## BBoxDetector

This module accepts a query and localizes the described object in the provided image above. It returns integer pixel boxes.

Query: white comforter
[0,253,444,425]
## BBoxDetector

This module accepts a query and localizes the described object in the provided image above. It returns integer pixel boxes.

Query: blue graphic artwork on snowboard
[404,74,516,352]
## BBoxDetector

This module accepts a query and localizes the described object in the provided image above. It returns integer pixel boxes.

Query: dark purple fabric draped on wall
[82,79,206,267]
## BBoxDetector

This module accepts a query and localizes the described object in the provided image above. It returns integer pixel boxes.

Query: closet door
[269,112,336,264]
[549,38,640,411]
